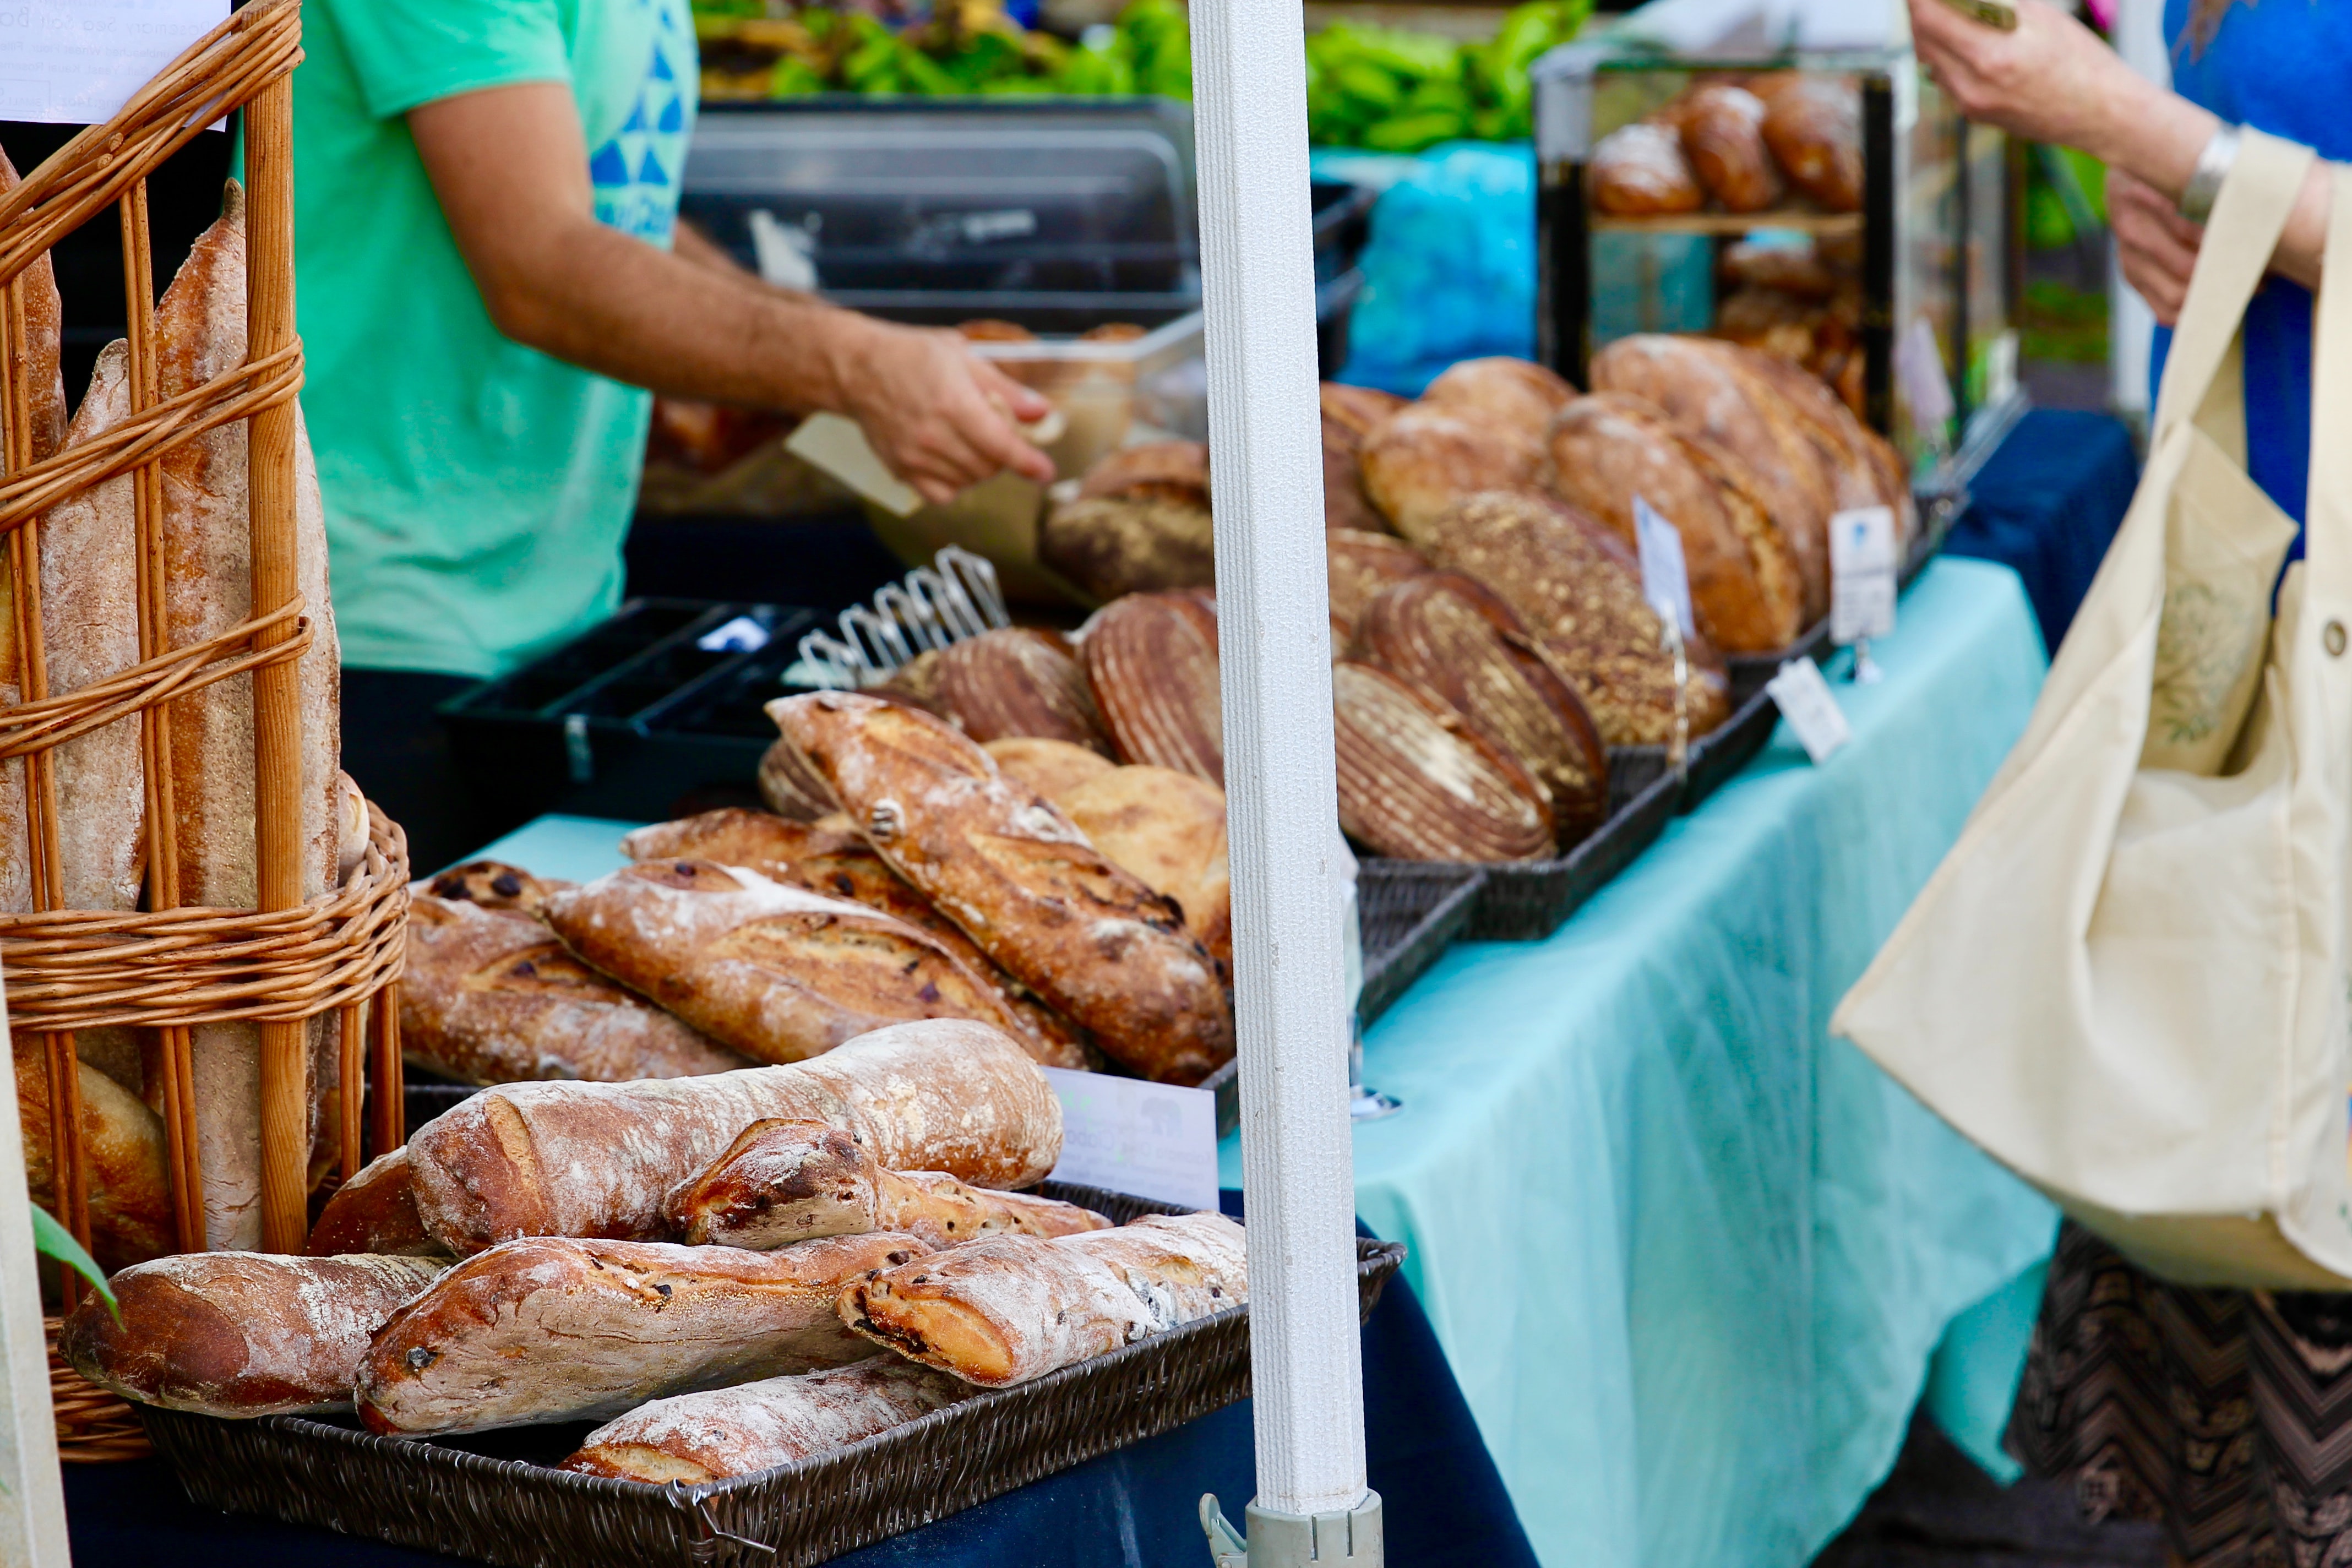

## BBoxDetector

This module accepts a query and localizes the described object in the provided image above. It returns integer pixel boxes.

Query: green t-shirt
[295,0,698,677]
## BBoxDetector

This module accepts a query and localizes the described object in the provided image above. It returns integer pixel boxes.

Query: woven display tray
[46,1315,151,1463]
[141,1185,1404,1568]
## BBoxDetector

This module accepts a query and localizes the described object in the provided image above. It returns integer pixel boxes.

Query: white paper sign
[1632,493,1695,639]
[0,1,228,127]
[1896,317,1956,440]
[1767,657,1852,764]
[1041,1067,1220,1211]
[1829,505,1898,644]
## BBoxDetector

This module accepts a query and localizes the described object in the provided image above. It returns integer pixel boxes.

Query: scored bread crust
[560,1359,971,1483]
[1327,530,1430,644]
[401,894,750,1085]
[402,1018,1065,1254]
[544,859,1024,1066]
[305,1148,439,1257]
[840,1212,1249,1387]
[1359,402,1544,543]
[769,692,1234,1085]
[1079,591,1224,786]
[61,1251,448,1417]
[357,1233,923,1435]
[421,858,576,917]
[1331,660,1555,863]
[932,628,1114,753]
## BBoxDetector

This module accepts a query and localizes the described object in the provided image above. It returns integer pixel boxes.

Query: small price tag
[1830,505,1898,645]
[0,2,229,126]
[1767,658,1852,764]
[1041,1067,1219,1211]
[1632,494,1695,639]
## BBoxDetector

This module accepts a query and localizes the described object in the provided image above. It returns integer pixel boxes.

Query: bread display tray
[143,1185,1404,1568]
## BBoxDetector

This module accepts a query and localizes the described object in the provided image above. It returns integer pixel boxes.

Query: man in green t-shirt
[296,0,1050,865]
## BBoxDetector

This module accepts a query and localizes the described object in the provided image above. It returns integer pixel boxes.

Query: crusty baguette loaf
[560,1359,970,1483]
[404,1018,1064,1254]
[668,1118,1109,1250]
[305,1147,439,1257]
[402,893,750,1084]
[769,692,1233,1084]
[60,1251,447,1417]
[16,1047,173,1272]
[357,1233,922,1434]
[544,859,1022,1065]
[422,858,575,917]
[983,738,1114,802]
[841,1212,1248,1387]
[620,809,861,869]
[1053,765,1231,972]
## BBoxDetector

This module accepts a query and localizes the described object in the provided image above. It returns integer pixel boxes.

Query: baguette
[401,892,751,1084]
[357,1233,922,1434]
[840,1212,1248,1387]
[769,692,1233,1084]
[404,1018,1064,1254]
[15,1048,173,1272]
[543,859,1023,1065]
[305,1148,439,1257]
[560,1358,970,1483]
[668,1118,1109,1249]
[59,1251,448,1417]
[422,858,575,917]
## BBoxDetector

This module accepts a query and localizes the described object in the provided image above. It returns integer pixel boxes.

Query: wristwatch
[2178,124,2241,226]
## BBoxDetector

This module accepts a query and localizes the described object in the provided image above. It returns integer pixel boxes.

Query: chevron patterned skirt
[2011,1222,2352,1568]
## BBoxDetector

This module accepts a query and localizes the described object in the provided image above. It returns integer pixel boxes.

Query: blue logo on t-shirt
[590,0,695,244]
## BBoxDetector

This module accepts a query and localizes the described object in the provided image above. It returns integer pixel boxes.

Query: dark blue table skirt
[1943,408,2140,652]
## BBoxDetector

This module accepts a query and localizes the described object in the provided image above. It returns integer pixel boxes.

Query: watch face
[1936,0,2021,28]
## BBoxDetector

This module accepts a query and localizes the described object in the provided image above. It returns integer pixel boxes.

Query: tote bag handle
[2303,165,2352,620]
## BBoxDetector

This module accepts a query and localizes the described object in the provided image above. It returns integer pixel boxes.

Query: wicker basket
[45,1314,149,1463]
[141,1186,1405,1568]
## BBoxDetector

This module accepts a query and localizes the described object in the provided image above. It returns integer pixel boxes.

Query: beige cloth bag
[1833,133,2352,1289]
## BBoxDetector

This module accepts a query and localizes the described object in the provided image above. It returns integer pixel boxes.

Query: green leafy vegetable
[30,1204,117,1317]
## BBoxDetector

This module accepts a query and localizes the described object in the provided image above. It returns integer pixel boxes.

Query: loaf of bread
[759,734,840,821]
[1079,591,1224,786]
[1332,660,1553,862]
[1359,574,1610,845]
[842,1212,1248,1387]
[61,1251,448,1417]
[545,859,1023,1065]
[1420,492,1731,747]
[932,628,1113,753]
[1673,83,1783,212]
[357,1233,919,1434]
[306,1148,439,1257]
[669,1118,1108,1250]
[1054,765,1232,971]
[1591,335,1836,623]
[1546,392,1804,653]
[624,808,1090,1071]
[404,1019,1063,1253]
[422,859,575,917]
[1320,383,1404,535]
[0,150,62,917]
[1327,530,1429,645]
[1734,344,1917,547]
[1358,403,1544,542]
[402,892,750,1085]
[769,692,1233,1084]
[1590,122,1703,216]
[16,1048,173,1272]
[1759,76,1862,213]
[1041,442,1214,603]
[1419,357,1576,439]
[560,1358,970,1482]
[984,738,1114,801]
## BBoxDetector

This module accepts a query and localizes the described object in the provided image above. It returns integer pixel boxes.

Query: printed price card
[0,2,229,127]
[1042,1067,1219,1211]
[1767,658,1852,764]
[1830,505,1898,645]
[1632,494,1695,639]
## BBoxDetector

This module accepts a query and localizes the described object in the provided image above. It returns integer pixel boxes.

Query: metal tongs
[790,545,1010,691]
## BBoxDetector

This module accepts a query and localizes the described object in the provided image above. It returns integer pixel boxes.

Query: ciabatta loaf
[402,893,749,1085]
[668,1118,1108,1249]
[60,1251,447,1417]
[561,1359,969,1482]
[544,859,1022,1065]
[404,1019,1063,1254]
[305,1148,438,1257]
[841,1212,1249,1387]
[357,1233,922,1434]
[769,692,1233,1084]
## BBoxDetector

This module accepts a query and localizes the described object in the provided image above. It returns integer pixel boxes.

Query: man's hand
[2109,169,2201,326]
[407,83,1050,499]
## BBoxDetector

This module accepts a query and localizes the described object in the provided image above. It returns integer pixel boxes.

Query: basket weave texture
[45,1314,150,1463]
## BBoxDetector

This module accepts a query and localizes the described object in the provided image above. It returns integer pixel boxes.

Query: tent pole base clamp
[1201,1491,1384,1567]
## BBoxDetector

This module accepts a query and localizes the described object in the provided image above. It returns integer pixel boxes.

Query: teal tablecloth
[1212,556,2061,1568]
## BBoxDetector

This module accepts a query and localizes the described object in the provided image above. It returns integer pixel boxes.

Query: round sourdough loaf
[1080,591,1224,785]
[1321,384,1408,535]
[933,627,1112,753]
[1419,356,1578,439]
[1326,529,1429,644]
[1360,402,1545,542]
[1358,573,1611,846]
[984,736,1116,801]
[1332,660,1554,862]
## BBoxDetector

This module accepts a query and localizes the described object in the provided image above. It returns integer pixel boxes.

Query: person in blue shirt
[1904,3,2342,1564]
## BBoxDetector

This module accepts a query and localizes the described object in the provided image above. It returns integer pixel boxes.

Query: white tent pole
[1188,0,1380,1552]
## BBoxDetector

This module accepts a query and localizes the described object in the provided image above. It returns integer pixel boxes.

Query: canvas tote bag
[1833,132,2352,1289]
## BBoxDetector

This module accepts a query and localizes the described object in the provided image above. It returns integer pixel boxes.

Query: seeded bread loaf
[560,1359,971,1483]
[768,692,1233,1084]
[357,1233,921,1434]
